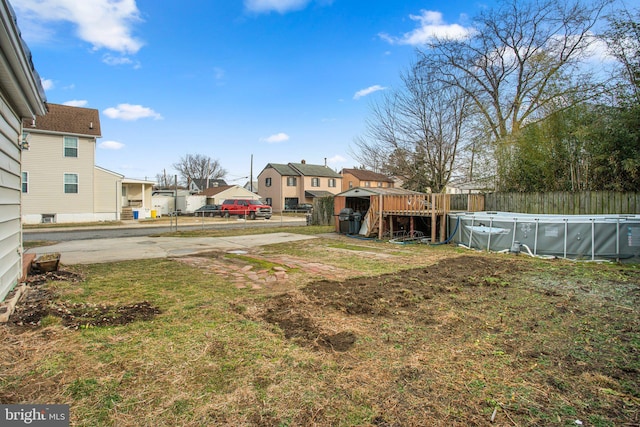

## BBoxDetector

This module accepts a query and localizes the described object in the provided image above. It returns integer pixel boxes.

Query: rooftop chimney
[301,159,306,164]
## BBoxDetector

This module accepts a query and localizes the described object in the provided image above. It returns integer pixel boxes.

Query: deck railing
[370,194,450,215]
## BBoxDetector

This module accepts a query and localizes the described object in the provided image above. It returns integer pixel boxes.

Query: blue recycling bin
[133,210,139,220]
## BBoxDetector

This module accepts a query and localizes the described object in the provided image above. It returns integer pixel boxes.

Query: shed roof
[24,103,101,137]
[341,168,394,182]
[336,187,425,198]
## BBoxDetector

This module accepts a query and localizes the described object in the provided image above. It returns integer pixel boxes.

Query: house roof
[123,178,156,185]
[263,163,298,176]
[0,0,47,118]
[94,165,124,178]
[200,185,235,196]
[23,103,101,137]
[262,162,342,178]
[341,168,394,182]
[290,162,342,178]
[192,178,228,190]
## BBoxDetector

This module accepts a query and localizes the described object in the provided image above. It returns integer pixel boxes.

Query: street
[23,216,307,242]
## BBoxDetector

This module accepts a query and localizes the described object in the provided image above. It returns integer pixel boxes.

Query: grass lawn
[2,232,639,426]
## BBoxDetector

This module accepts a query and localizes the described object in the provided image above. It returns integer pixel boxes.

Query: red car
[220,199,272,220]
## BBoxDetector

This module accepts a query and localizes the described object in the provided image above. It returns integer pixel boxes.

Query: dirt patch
[257,291,357,352]
[24,270,84,286]
[8,270,161,329]
[241,255,524,352]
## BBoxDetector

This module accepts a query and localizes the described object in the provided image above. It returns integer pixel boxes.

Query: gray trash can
[338,208,353,234]
[351,211,362,234]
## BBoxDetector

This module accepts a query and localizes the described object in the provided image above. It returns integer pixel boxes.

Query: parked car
[295,203,313,212]
[220,199,272,220]
[193,204,221,217]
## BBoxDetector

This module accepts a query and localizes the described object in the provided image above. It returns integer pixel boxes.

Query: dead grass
[2,235,639,426]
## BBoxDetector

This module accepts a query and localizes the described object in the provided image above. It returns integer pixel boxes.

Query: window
[284,197,299,210]
[287,177,297,186]
[265,198,272,206]
[21,172,28,193]
[311,177,320,187]
[64,136,78,157]
[328,178,336,188]
[349,181,353,189]
[64,173,78,193]
[377,182,382,187]
[21,131,29,150]
[265,177,272,187]
[364,181,370,187]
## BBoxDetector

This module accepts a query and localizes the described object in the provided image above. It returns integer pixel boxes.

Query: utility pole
[250,154,254,192]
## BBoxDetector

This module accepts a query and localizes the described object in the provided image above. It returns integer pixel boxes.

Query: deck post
[440,194,448,241]
[431,193,437,242]
[378,193,383,240]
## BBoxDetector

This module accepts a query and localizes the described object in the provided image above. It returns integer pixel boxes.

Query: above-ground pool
[449,212,640,262]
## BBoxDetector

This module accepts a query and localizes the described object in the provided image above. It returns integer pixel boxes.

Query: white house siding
[0,95,23,300]
[21,132,96,223]
[94,167,122,221]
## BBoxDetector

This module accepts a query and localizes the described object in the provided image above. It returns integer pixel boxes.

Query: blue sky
[13,0,490,182]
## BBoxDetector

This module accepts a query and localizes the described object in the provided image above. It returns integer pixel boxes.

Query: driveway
[26,233,317,265]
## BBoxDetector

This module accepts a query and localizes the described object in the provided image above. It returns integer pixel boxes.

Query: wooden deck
[364,194,484,241]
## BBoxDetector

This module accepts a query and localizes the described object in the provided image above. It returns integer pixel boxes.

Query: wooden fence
[482,191,640,215]
[450,194,485,212]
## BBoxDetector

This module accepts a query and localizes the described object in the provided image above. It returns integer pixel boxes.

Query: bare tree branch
[172,154,227,187]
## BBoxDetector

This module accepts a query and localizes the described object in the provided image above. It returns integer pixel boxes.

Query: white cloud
[379,10,473,46]
[103,104,162,121]
[102,54,141,69]
[103,54,131,65]
[40,78,54,90]
[63,100,88,107]
[327,155,346,164]
[577,33,615,63]
[213,67,225,80]
[353,85,386,100]
[261,132,290,143]
[12,0,144,54]
[244,0,310,14]
[99,140,125,150]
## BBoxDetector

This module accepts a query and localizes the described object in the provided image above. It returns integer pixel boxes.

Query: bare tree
[419,0,609,141]
[154,170,172,189]
[352,63,471,193]
[410,0,612,190]
[602,7,640,102]
[173,154,227,187]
